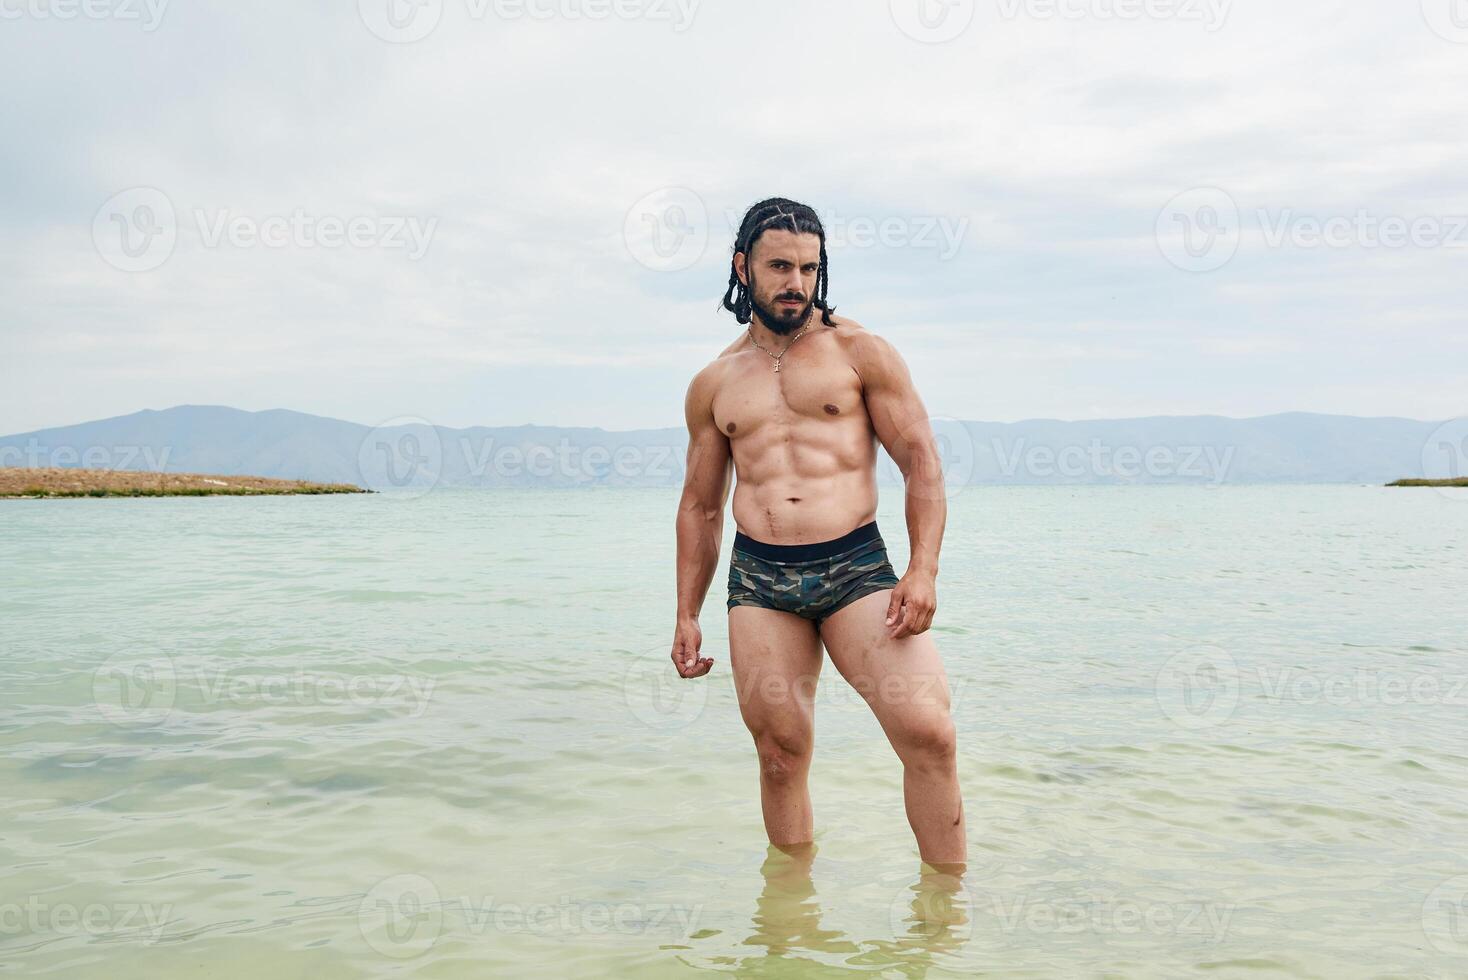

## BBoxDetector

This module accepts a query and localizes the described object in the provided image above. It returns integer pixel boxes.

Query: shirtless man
[671,197,966,869]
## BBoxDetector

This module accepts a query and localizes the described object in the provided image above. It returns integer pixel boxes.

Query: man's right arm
[671,365,732,678]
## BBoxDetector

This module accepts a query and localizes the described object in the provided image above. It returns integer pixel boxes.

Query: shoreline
[0,467,371,498]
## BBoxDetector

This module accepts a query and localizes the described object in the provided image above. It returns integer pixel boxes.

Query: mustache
[776,293,807,302]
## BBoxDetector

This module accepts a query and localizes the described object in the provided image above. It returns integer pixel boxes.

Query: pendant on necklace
[774,361,781,373]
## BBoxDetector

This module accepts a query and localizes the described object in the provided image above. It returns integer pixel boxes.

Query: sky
[1,0,1465,435]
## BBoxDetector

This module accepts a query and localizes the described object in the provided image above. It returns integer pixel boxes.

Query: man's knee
[895,713,957,774]
[753,728,812,785]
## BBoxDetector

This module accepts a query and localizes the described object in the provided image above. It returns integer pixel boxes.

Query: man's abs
[730,468,880,544]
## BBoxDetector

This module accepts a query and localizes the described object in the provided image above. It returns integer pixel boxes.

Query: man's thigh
[817,590,954,738]
[728,605,824,737]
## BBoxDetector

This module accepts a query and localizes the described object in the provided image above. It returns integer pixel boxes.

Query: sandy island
[1,467,371,498]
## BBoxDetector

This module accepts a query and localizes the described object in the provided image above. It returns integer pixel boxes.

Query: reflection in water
[869,861,973,977]
[730,845,972,977]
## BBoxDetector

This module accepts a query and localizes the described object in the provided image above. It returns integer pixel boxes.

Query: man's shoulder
[685,348,738,411]
[824,313,895,365]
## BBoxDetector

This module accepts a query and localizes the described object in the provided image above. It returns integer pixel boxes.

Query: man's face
[738,229,821,335]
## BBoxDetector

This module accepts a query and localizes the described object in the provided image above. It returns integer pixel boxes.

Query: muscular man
[672,197,966,869]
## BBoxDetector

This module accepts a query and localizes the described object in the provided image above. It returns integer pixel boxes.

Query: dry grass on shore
[1387,478,1468,488]
[0,467,370,498]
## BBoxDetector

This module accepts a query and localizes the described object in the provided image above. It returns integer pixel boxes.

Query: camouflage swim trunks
[726,520,901,627]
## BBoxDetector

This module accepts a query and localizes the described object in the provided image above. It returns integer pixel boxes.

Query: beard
[748,278,814,336]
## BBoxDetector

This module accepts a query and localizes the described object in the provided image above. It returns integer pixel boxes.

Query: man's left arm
[853,330,946,639]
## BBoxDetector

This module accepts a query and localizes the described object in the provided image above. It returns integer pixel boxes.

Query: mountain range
[0,405,1452,489]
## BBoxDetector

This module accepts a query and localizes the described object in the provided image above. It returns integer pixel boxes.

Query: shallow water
[2,486,1467,978]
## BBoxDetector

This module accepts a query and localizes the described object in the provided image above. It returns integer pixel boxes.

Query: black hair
[721,197,836,327]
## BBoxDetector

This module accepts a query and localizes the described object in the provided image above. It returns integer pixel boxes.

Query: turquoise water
[2,486,1467,978]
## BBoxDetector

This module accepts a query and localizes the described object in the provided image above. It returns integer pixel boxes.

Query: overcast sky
[1,0,1464,434]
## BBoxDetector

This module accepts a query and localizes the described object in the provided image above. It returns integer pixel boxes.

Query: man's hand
[886,571,937,639]
[671,618,714,678]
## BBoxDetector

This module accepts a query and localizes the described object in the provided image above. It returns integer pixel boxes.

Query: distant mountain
[0,405,1453,489]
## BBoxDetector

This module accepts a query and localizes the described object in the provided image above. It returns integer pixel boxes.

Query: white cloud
[1,0,1464,433]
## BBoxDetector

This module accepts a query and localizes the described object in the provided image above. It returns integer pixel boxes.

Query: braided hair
[721,197,837,327]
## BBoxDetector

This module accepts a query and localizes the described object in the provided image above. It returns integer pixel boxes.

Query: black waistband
[733,520,883,563]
